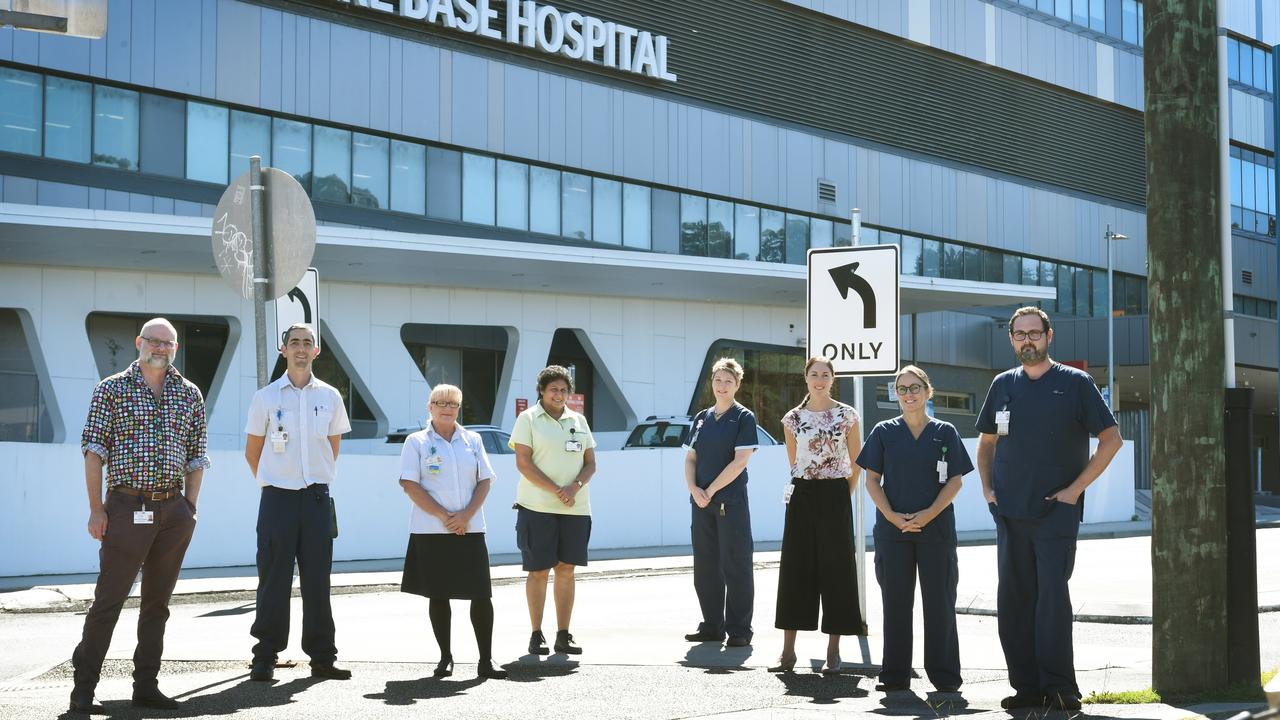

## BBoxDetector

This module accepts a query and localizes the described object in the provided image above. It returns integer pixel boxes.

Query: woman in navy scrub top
[683,358,759,646]
[858,365,973,693]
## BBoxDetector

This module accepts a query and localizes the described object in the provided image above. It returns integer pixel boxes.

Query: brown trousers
[72,490,196,691]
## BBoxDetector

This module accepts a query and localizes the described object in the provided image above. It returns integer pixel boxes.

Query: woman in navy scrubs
[858,365,973,693]
[683,358,759,646]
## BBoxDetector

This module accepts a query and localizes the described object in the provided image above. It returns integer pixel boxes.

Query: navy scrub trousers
[976,362,1117,700]
[251,484,338,666]
[688,404,759,641]
[859,417,972,690]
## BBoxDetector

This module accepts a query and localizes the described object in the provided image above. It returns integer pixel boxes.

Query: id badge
[133,510,155,525]
[270,429,288,453]
[427,455,443,475]
[936,460,948,484]
[565,440,583,453]
[995,411,1010,436]
[783,483,795,505]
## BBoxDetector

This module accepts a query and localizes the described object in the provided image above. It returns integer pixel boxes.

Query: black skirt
[400,533,493,599]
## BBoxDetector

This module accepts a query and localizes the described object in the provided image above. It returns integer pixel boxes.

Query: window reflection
[622,184,651,249]
[497,159,529,230]
[45,76,91,163]
[593,178,622,245]
[272,118,312,190]
[313,126,351,203]
[426,147,461,221]
[352,133,389,209]
[734,204,760,260]
[462,153,496,225]
[759,209,785,263]
[561,172,592,240]
[390,140,426,215]
[784,214,809,264]
[0,68,41,156]
[680,194,708,256]
[708,199,734,258]
[186,102,228,184]
[529,165,560,235]
[230,111,271,180]
[93,85,139,171]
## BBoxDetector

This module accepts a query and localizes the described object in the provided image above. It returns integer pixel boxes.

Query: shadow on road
[773,670,869,705]
[678,642,756,674]
[364,675,486,706]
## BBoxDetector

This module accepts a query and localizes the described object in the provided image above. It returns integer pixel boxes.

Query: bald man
[70,317,210,714]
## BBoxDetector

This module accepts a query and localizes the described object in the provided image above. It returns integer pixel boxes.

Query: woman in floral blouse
[770,356,866,674]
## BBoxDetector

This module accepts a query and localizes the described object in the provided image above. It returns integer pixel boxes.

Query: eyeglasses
[430,401,461,409]
[141,336,176,349]
[1010,330,1046,342]
[895,383,924,396]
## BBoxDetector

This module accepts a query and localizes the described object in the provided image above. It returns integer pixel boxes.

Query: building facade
[0,0,1271,573]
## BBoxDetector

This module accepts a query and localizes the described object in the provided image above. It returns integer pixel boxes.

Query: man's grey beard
[143,353,171,369]
[1018,344,1048,365]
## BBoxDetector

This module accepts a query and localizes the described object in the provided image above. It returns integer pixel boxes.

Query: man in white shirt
[243,323,352,682]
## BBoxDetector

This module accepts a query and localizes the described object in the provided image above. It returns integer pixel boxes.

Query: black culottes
[775,478,866,635]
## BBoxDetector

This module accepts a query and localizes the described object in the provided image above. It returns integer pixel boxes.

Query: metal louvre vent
[1241,269,1253,285]
[817,179,837,204]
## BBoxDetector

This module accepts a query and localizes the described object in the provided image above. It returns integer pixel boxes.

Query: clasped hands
[887,508,936,533]
[555,481,581,508]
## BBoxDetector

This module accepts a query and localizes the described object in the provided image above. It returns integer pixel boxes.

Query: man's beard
[142,353,171,369]
[1018,344,1048,365]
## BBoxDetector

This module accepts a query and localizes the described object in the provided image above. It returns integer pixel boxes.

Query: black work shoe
[310,663,352,680]
[249,658,274,682]
[1048,691,1082,711]
[1000,692,1046,709]
[683,630,725,643]
[68,686,104,714]
[934,685,961,693]
[725,636,752,648]
[875,682,911,692]
[553,630,583,655]
[132,688,181,710]
[528,630,550,655]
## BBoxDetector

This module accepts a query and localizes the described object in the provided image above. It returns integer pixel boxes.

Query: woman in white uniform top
[398,384,507,680]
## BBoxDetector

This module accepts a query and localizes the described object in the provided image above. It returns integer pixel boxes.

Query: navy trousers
[993,501,1079,697]
[874,537,961,688]
[251,485,337,665]
[690,499,754,640]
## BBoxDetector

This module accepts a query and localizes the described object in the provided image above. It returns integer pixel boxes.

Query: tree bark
[1144,0,1229,695]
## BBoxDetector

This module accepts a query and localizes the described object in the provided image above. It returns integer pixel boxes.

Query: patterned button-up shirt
[81,361,212,491]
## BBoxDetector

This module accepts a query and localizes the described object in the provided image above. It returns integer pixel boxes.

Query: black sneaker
[310,663,352,680]
[132,688,181,710]
[249,657,274,682]
[528,630,550,655]
[554,630,583,654]
[1000,692,1046,709]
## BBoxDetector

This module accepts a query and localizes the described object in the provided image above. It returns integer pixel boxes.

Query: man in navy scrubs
[976,307,1122,711]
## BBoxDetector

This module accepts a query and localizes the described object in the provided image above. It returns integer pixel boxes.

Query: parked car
[622,415,779,450]
[385,423,514,455]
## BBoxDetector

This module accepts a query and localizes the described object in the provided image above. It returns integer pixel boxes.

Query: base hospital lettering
[822,342,883,361]
[336,0,678,82]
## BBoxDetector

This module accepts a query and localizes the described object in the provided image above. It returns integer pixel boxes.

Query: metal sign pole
[850,208,867,626]
[250,156,269,388]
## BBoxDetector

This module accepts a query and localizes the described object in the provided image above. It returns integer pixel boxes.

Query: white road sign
[807,245,900,376]
[274,268,320,349]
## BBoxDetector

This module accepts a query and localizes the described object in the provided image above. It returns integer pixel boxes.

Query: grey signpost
[211,156,316,387]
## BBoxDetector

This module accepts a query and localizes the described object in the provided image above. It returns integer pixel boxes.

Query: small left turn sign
[807,246,899,377]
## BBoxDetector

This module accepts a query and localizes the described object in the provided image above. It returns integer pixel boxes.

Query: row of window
[0,64,1155,319]
[1230,145,1277,237]
[1228,36,1274,95]
[1234,295,1278,320]
[1013,0,1144,47]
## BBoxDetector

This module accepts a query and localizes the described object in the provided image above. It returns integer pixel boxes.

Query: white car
[622,415,779,450]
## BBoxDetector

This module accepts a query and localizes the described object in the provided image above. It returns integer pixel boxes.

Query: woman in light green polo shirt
[508,365,597,656]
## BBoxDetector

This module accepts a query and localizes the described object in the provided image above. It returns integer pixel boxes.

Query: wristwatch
[575,479,584,488]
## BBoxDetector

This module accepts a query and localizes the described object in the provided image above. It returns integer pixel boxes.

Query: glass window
[1253,158,1267,218]
[1092,270,1108,318]
[784,214,809,265]
[1230,154,1243,208]
[734,203,760,260]
[352,133,389,209]
[1125,274,1142,315]
[312,126,351,203]
[861,227,880,245]
[680,193,707,256]
[1228,39,1241,82]
[1136,1,1143,46]
[880,231,900,247]
[759,209,785,263]
[1074,267,1091,316]
[427,147,462,221]
[497,159,529,230]
[942,243,964,279]
[651,189,680,254]
[93,85,139,171]
[1240,43,1254,86]
[1072,0,1087,26]
[809,219,833,251]
[963,245,982,281]
[1056,0,1072,21]
[983,249,1003,283]
[1021,257,1039,285]
[922,238,941,277]
[1122,0,1138,43]
[561,172,592,240]
[185,102,228,184]
[1057,264,1074,315]
[0,309,54,443]
[901,235,922,275]
[529,166,560,235]
[708,199,734,258]
[44,76,91,163]
[623,183,651,249]
[1003,254,1021,284]
[1253,46,1267,92]
[390,140,426,214]
[230,110,272,181]
[694,341,806,441]
[0,68,41,156]
[1040,261,1057,312]
[139,94,184,178]
[272,118,312,190]
[833,221,851,248]
[1089,0,1104,30]
[593,178,622,245]
[461,153,496,225]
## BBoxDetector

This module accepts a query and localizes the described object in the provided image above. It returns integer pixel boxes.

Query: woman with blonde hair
[682,357,759,647]
[772,356,866,674]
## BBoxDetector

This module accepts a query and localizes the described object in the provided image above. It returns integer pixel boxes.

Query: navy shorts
[515,505,591,571]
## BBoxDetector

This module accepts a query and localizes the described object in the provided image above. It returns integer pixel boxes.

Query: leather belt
[111,486,183,501]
